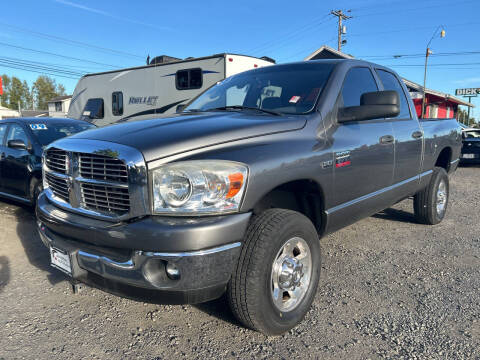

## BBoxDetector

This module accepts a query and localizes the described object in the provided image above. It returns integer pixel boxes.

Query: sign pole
[467,96,472,126]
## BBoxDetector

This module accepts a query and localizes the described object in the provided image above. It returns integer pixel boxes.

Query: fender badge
[335,151,351,168]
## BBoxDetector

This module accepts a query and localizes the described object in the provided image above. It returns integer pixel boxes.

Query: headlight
[151,161,248,215]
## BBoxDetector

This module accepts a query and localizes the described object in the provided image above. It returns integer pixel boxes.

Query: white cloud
[54,0,171,31]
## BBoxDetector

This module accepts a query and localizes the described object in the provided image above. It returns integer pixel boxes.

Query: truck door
[328,66,395,227]
[375,69,423,194]
[3,123,31,197]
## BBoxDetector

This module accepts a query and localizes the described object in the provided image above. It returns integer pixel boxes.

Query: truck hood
[68,112,307,162]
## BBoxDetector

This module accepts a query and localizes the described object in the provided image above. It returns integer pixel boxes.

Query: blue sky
[2,0,479,117]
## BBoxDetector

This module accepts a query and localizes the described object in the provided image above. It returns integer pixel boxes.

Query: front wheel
[227,209,321,335]
[413,166,449,225]
[30,178,43,207]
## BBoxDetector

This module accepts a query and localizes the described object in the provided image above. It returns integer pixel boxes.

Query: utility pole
[331,10,352,52]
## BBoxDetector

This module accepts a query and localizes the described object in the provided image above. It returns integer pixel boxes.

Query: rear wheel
[227,209,321,335]
[413,167,449,225]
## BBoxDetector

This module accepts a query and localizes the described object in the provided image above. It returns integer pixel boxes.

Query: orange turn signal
[226,173,244,199]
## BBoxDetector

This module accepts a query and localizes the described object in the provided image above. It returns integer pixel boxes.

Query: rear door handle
[379,135,394,145]
[412,131,423,139]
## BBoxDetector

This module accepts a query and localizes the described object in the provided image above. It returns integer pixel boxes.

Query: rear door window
[376,69,412,119]
[176,68,203,90]
[82,98,104,120]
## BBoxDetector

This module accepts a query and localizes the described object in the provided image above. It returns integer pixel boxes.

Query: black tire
[29,178,43,207]
[413,166,449,225]
[227,209,321,335]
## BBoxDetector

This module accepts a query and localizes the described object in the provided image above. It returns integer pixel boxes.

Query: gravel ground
[0,166,479,360]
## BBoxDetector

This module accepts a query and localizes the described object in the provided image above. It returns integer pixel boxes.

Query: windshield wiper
[206,106,282,116]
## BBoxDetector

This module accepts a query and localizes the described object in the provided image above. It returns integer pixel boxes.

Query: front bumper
[36,192,250,303]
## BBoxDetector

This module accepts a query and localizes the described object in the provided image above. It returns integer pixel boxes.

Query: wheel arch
[435,146,452,172]
[251,179,326,236]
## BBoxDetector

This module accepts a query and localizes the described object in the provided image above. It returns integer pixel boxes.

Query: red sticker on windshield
[289,96,301,103]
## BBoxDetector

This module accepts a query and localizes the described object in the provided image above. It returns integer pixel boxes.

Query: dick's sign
[456,88,480,96]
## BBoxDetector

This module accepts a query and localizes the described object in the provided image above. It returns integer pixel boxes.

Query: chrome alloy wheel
[271,237,312,312]
[436,179,447,215]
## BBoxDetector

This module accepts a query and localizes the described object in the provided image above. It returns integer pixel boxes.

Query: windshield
[29,122,96,146]
[186,63,335,115]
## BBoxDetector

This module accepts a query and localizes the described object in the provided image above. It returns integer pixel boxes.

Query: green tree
[8,76,32,110]
[1,74,11,108]
[458,108,475,126]
[32,75,66,110]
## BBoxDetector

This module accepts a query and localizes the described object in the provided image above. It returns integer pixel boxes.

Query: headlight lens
[151,161,248,215]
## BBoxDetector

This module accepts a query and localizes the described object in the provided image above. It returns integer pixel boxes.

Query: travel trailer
[67,53,275,126]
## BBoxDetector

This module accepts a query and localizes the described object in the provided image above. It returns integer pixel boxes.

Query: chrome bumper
[38,221,242,300]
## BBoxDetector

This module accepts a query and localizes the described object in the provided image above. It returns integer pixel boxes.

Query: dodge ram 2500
[36,59,461,335]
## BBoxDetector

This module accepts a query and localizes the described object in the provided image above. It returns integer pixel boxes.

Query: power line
[279,36,338,62]
[247,14,333,55]
[0,41,121,69]
[386,62,480,67]
[0,58,85,77]
[252,17,336,57]
[0,21,144,60]
[0,55,108,73]
[0,62,80,80]
[361,50,480,60]
[351,0,477,18]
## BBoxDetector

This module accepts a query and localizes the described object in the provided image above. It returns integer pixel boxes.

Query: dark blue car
[0,117,95,205]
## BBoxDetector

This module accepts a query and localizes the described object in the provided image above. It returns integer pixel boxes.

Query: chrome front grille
[45,173,69,202]
[81,183,130,213]
[45,148,67,174]
[79,153,128,183]
[43,143,142,218]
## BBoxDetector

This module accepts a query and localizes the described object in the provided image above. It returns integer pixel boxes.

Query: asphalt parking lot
[1,166,479,360]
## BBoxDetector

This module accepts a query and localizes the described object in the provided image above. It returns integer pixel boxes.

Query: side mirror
[338,90,400,123]
[176,104,186,113]
[7,139,28,150]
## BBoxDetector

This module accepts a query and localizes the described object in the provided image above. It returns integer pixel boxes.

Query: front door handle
[412,131,423,139]
[379,135,394,145]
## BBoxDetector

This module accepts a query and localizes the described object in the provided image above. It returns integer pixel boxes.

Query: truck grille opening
[45,148,67,174]
[79,153,128,183]
[44,149,132,217]
[81,183,130,213]
[45,173,69,202]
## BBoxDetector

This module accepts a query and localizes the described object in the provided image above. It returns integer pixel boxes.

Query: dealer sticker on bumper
[50,247,72,275]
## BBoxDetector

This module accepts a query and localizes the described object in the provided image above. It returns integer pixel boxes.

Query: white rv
[67,53,275,126]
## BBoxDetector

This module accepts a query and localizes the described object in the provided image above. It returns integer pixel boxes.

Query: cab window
[6,124,29,146]
[0,124,8,145]
[340,67,378,107]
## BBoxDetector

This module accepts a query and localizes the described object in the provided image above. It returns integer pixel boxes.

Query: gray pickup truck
[36,59,461,335]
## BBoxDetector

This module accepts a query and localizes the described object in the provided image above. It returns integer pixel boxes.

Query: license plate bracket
[50,247,72,276]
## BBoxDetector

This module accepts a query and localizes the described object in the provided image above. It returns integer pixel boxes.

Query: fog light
[166,262,181,280]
